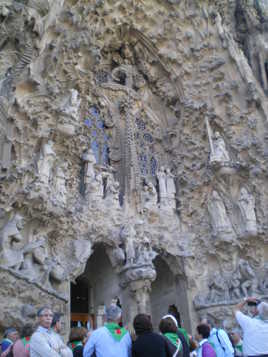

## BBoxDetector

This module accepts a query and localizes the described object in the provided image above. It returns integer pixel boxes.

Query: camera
[247,300,261,306]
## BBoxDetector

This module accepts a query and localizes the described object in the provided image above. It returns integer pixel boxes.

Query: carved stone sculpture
[82,149,104,199]
[208,191,234,240]
[157,166,167,200]
[53,164,67,205]
[136,239,156,266]
[143,182,158,211]
[104,172,120,206]
[19,236,49,282]
[37,140,56,186]
[166,168,176,209]
[229,270,242,300]
[157,167,176,210]
[120,224,136,266]
[208,272,230,303]
[254,34,268,92]
[238,188,257,236]
[0,214,25,269]
[210,132,230,164]
[60,89,81,120]
[238,259,258,297]
[82,149,96,184]
[69,240,93,281]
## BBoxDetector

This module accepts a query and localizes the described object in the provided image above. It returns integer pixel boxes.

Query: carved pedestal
[120,264,156,324]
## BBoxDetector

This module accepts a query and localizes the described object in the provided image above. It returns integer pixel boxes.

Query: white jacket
[30,327,72,357]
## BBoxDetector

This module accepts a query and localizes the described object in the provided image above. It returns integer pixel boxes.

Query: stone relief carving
[120,224,136,266]
[83,149,96,183]
[60,89,81,120]
[103,171,120,207]
[238,187,257,236]
[52,163,68,206]
[208,272,230,303]
[82,149,104,199]
[0,214,26,269]
[157,167,176,211]
[208,191,235,241]
[0,214,67,295]
[194,259,261,309]
[142,181,158,212]
[37,140,56,186]
[208,129,230,165]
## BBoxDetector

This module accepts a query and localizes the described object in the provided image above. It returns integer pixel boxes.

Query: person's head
[133,314,153,336]
[3,328,19,342]
[229,329,241,345]
[106,304,122,323]
[37,306,53,329]
[257,302,268,321]
[168,305,181,328]
[69,327,88,344]
[200,317,213,329]
[159,316,178,334]
[21,323,34,338]
[196,324,211,342]
[51,312,63,333]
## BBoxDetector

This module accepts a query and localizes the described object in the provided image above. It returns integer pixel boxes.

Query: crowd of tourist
[1,297,267,357]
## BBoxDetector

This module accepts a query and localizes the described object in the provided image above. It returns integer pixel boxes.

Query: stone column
[120,265,156,325]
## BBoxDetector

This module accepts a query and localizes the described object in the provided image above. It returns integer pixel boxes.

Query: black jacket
[177,330,190,357]
[132,332,170,357]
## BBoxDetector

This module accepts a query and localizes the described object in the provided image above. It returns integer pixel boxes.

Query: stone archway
[150,255,191,332]
[70,243,121,329]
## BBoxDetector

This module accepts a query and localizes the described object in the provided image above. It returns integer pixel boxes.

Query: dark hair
[159,317,177,334]
[69,327,88,343]
[168,305,181,328]
[51,312,63,327]
[197,324,211,339]
[3,328,18,338]
[133,314,153,336]
[21,323,34,338]
[37,306,52,317]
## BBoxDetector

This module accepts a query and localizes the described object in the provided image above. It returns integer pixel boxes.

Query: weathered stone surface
[0,0,267,335]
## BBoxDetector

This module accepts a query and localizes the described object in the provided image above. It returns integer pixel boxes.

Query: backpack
[202,341,217,357]
[2,345,13,357]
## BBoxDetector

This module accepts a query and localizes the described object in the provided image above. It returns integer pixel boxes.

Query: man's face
[7,331,19,342]
[39,309,53,329]
[230,332,240,344]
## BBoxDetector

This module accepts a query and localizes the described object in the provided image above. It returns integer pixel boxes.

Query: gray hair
[106,304,122,322]
[257,302,268,321]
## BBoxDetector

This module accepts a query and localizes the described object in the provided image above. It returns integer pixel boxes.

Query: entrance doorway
[70,244,121,329]
[150,255,191,332]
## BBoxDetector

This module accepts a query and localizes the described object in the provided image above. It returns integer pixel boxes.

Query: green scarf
[165,333,182,350]
[105,322,127,342]
[69,340,83,351]
[179,327,189,345]
[235,342,243,353]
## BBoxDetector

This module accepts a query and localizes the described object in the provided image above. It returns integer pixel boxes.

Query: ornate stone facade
[0,0,268,335]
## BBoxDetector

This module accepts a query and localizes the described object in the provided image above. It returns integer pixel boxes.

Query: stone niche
[1,0,268,336]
